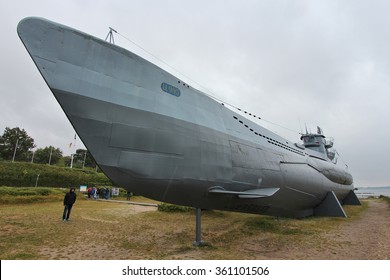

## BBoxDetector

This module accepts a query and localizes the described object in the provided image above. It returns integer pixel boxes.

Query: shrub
[0,186,66,204]
[157,203,193,213]
[0,161,113,188]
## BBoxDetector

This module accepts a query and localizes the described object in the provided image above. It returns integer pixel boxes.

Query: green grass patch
[244,216,312,235]
[157,203,193,212]
[0,161,113,188]
[0,186,65,196]
[0,186,66,204]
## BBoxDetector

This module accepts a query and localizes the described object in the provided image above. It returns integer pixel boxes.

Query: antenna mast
[105,27,117,44]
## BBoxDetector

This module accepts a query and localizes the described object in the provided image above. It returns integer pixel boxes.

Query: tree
[72,149,97,169]
[34,146,63,165]
[0,127,35,161]
[65,149,97,169]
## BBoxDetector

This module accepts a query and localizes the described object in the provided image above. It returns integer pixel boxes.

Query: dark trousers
[62,204,73,220]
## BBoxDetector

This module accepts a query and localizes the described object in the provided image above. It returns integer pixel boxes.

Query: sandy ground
[321,199,390,259]
[260,199,390,259]
[173,199,390,260]
[36,199,390,260]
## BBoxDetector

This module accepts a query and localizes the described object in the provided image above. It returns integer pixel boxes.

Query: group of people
[87,186,98,199]
[87,186,111,200]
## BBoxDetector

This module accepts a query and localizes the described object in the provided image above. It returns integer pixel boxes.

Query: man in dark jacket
[63,187,77,222]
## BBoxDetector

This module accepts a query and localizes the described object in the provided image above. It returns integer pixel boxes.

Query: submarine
[17,17,360,224]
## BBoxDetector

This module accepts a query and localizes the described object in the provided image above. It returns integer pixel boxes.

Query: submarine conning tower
[300,126,336,161]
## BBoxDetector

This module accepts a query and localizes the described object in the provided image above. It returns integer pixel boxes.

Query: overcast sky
[1,0,389,188]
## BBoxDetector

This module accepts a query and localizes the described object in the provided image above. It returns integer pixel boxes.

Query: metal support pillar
[193,208,205,246]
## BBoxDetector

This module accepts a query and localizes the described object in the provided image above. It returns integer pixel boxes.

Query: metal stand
[193,208,206,246]
[105,27,117,44]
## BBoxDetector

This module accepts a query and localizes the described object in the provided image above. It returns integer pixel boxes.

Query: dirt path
[213,199,390,260]
[320,199,390,259]
[273,199,390,259]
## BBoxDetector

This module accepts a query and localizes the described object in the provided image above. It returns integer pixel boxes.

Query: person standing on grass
[87,186,92,199]
[126,191,132,201]
[63,187,77,222]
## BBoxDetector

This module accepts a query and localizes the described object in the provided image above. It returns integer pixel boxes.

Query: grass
[157,203,193,212]
[0,186,67,204]
[0,188,372,260]
[380,195,390,206]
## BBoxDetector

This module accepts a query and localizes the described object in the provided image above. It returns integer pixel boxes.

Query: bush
[0,186,66,204]
[157,203,193,213]
[0,161,113,188]
[0,186,65,196]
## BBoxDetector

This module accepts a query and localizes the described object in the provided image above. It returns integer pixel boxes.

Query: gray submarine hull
[17,17,358,218]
